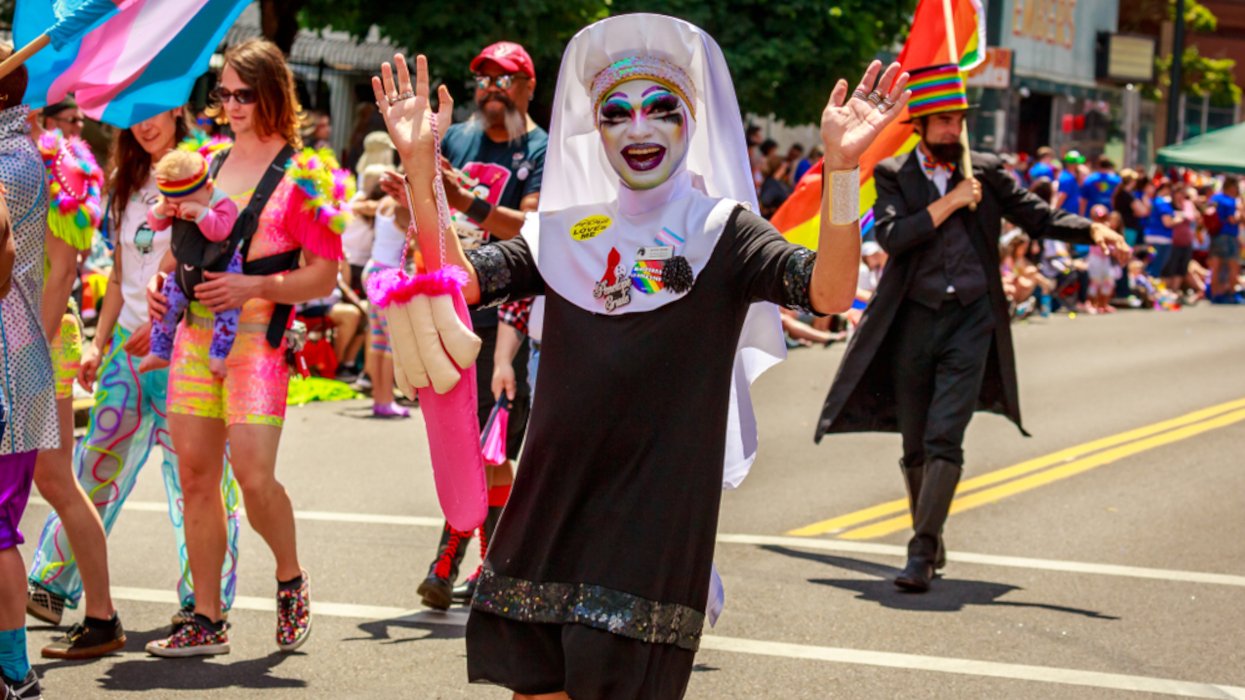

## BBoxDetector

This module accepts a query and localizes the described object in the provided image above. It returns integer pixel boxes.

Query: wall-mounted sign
[967,48,1014,89]
[1012,0,1077,49]
[1096,33,1157,83]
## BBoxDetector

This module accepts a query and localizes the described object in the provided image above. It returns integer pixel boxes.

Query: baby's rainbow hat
[157,162,209,198]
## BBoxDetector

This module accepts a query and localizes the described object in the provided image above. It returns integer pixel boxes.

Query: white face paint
[596,78,691,191]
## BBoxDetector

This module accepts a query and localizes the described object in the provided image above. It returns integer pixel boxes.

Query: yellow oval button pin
[570,215,611,241]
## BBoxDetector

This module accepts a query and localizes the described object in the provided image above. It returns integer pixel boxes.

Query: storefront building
[969,0,1128,162]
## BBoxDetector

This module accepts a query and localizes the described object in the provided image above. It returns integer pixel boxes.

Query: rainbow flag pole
[942,0,977,209]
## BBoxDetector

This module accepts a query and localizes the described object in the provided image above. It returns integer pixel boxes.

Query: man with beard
[414,41,546,610]
[816,64,1128,593]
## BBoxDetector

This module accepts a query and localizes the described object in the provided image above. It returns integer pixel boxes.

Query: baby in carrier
[139,148,240,378]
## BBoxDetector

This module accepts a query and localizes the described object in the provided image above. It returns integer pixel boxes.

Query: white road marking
[110,586,468,628]
[699,636,1245,699]
[717,534,1245,588]
[33,499,1245,588]
[107,585,1245,699]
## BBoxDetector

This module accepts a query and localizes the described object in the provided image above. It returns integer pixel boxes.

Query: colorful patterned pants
[27,326,242,611]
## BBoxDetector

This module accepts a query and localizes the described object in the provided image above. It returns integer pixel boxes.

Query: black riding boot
[900,459,946,571]
[896,459,961,592]
[452,506,502,604]
[418,522,471,610]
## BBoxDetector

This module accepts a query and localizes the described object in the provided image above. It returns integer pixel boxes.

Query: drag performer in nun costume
[374,15,910,698]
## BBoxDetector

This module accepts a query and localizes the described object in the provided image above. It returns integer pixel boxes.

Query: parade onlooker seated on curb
[1208,176,1242,303]
[1000,228,1046,317]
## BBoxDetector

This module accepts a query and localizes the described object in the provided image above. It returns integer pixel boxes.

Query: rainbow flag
[772,0,986,249]
[16,0,250,128]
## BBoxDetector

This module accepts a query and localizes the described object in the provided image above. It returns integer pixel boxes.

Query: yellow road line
[787,397,1245,537]
[839,407,1245,540]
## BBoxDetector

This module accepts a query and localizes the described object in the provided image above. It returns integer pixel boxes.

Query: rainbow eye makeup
[596,78,691,190]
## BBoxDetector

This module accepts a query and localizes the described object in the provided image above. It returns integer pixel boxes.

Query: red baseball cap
[470,42,535,80]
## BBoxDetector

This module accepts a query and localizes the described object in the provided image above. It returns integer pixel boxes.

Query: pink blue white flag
[15,0,250,128]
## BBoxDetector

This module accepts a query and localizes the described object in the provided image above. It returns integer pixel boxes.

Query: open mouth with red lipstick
[622,143,666,172]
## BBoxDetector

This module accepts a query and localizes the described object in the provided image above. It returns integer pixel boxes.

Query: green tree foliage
[1155,48,1241,107]
[1129,0,1240,106]
[299,0,607,124]
[609,0,916,124]
[300,0,915,125]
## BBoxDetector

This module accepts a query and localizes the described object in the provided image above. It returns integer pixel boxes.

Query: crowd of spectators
[779,144,1244,349]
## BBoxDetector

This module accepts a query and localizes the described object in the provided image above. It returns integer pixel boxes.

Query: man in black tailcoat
[815,64,1128,592]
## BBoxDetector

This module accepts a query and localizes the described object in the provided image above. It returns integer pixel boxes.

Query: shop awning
[1156,121,1245,174]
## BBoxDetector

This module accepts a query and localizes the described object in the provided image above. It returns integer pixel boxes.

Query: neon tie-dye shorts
[168,304,289,427]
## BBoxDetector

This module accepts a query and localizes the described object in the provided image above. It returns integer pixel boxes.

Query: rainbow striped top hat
[905,63,971,121]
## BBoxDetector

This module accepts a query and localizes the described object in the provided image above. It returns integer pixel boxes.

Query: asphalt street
[19,303,1245,699]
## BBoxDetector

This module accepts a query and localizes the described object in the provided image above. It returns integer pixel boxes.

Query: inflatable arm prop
[367,265,487,531]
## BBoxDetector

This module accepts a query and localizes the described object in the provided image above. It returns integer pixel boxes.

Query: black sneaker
[171,603,229,628]
[3,669,41,700]
[41,615,127,659]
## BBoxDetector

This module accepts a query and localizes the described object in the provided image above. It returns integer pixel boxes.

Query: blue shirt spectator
[1080,167,1121,214]
[1145,195,1175,244]
[1058,169,1081,215]
[1028,161,1054,182]
[1211,191,1239,238]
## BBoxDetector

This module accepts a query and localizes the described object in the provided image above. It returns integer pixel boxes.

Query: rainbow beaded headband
[591,55,697,123]
[157,162,209,198]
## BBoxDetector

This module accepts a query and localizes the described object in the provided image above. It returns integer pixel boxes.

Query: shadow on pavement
[93,648,305,691]
[762,545,1120,620]
[350,611,467,645]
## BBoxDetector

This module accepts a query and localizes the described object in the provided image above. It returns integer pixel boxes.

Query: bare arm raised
[372,55,483,304]
[810,60,910,314]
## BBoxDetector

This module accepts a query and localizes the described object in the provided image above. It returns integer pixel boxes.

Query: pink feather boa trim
[366,265,469,309]
[284,186,345,261]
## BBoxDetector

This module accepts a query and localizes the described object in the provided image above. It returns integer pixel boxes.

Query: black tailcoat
[815,150,1093,441]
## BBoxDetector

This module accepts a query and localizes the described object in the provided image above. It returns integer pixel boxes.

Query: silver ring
[387,90,415,105]
[866,90,883,107]
[882,97,896,110]
[852,88,870,102]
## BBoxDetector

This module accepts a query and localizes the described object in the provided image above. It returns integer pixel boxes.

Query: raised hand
[820,61,911,170]
[371,54,454,185]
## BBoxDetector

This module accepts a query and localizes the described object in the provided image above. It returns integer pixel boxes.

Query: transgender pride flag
[15,0,250,128]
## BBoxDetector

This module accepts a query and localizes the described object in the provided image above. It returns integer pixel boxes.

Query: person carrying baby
[140,149,240,377]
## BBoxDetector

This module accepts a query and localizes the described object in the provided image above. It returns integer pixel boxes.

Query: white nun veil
[539,13,787,491]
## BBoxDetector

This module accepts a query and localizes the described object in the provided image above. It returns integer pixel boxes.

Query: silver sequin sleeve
[781,247,819,315]
[465,237,545,310]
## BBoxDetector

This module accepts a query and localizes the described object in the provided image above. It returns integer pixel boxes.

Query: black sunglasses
[210,87,258,105]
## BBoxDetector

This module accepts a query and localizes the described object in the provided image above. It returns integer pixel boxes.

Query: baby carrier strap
[173,144,296,349]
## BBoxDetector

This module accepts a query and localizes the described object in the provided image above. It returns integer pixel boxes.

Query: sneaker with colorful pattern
[145,616,230,657]
[276,571,311,652]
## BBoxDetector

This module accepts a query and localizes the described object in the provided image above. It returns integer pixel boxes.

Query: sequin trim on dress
[782,247,818,314]
[466,245,512,309]
[472,566,705,651]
